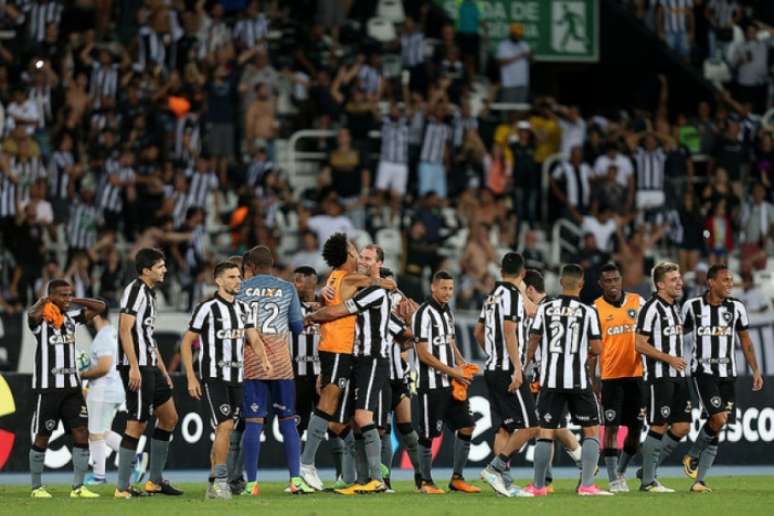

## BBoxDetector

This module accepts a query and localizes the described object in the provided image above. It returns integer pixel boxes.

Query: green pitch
[2,477,772,515]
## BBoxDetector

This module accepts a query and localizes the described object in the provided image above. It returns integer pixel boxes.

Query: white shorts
[376,161,409,194]
[86,399,121,434]
[636,191,665,210]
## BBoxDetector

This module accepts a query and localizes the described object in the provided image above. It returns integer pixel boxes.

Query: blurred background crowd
[1,0,774,341]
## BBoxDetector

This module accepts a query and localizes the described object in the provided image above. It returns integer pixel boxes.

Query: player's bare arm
[473,322,485,349]
[27,296,49,324]
[80,356,112,380]
[119,312,142,391]
[526,333,541,370]
[246,327,273,376]
[738,330,764,391]
[339,273,397,300]
[416,340,469,385]
[71,297,107,322]
[635,333,686,371]
[180,330,201,399]
[306,303,352,324]
[450,337,466,367]
[155,347,173,388]
[503,319,523,391]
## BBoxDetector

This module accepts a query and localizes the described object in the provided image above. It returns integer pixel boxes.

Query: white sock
[106,431,122,452]
[566,445,582,464]
[90,439,107,477]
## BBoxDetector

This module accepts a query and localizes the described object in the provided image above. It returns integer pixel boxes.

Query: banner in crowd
[1,374,772,472]
[436,0,600,62]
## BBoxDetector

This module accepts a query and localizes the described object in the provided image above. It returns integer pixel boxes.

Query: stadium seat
[367,17,397,43]
[349,229,373,250]
[377,0,405,23]
[382,53,402,78]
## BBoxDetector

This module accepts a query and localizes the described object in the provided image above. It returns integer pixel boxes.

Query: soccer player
[115,248,182,498]
[181,261,271,499]
[475,253,538,497]
[238,245,313,495]
[80,303,126,486]
[28,280,106,498]
[524,264,612,496]
[635,261,689,493]
[680,263,764,493]
[589,263,645,493]
[413,271,480,495]
[291,266,322,437]
[379,267,422,491]
[306,244,394,494]
[299,234,395,490]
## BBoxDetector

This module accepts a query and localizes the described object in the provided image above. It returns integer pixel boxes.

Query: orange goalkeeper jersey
[594,293,644,380]
[318,270,356,354]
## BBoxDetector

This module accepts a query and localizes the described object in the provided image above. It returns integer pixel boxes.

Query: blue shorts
[243,379,296,419]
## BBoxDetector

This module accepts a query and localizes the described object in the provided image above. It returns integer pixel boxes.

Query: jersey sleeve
[288,288,304,327]
[588,307,602,340]
[735,301,750,331]
[345,286,384,314]
[681,302,695,333]
[530,305,545,335]
[636,303,655,336]
[413,307,432,343]
[188,302,209,333]
[70,308,87,325]
[241,301,256,329]
[389,313,406,337]
[92,332,115,358]
[119,283,143,316]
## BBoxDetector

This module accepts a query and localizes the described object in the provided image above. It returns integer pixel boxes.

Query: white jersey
[87,324,126,403]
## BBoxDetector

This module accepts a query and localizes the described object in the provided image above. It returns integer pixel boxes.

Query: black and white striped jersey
[530,295,601,390]
[10,156,45,206]
[174,114,202,164]
[89,63,119,106]
[189,294,254,384]
[551,160,593,210]
[634,147,666,192]
[48,150,74,200]
[291,301,321,377]
[233,14,269,48]
[119,279,159,368]
[24,0,63,42]
[524,296,550,380]
[357,65,381,95]
[162,185,189,229]
[659,0,692,33]
[479,282,524,373]
[380,116,409,164]
[451,112,478,148]
[135,25,167,72]
[419,121,450,164]
[98,159,135,213]
[0,168,17,218]
[400,31,424,67]
[29,307,86,391]
[29,85,52,127]
[682,294,749,378]
[246,158,273,193]
[345,286,392,358]
[388,312,409,381]
[636,294,685,382]
[412,297,456,390]
[66,200,100,250]
[185,168,218,208]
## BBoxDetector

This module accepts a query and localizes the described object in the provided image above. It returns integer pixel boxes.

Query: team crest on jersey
[45,419,56,431]
[684,401,692,413]
[79,405,88,418]
[627,309,637,320]
[710,396,722,408]
[250,403,259,413]
[338,377,347,389]
[436,420,443,432]
[660,406,671,418]
[722,311,732,323]
[605,409,616,422]
[543,413,552,423]
[220,404,231,416]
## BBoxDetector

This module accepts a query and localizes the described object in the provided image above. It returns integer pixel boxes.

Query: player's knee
[246,417,265,425]
[88,432,104,442]
[458,427,474,437]
[581,425,598,439]
[527,427,539,440]
[33,435,50,449]
[71,426,89,445]
[709,413,727,431]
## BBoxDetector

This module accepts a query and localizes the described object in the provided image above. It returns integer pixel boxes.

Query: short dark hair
[135,248,165,275]
[294,266,317,277]
[707,263,728,281]
[214,261,240,279]
[560,263,584,280]
[432,270,453,283]
[600,262,620,275]
[380,267,394,279]
[363,244,385,263]
[322,233,350,268]
[501,252,524,277]
[226,255,243,267]
[48,279,70,294]
[243,245,273,269]
[652,261,679,287]
[523,269,545,293]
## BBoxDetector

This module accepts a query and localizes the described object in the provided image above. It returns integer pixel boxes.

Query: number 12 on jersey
[252,301,279,335]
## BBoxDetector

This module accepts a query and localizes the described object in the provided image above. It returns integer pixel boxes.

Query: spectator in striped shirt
[400,16,426,93]
[418,103,450,198]
[657,0,694,62]
[375,102,410,213]
[705,0,741,60]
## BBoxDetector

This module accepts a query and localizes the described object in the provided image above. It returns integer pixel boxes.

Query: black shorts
[31,388,87,436]
[416,388,475,439]
[120,366,173,423]
[295,374,319,432]
[485,370,539,431]
[693,374,736,421]
[647,380,693,426]
[538,388,600,429]
[319,351,354,390]
[376,383,390,429]
[601,377,646,428]
[390,378,411,410]
[335,356,389,423]
[202,380,243,428]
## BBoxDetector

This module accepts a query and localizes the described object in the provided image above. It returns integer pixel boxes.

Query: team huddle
[26,234,764,499]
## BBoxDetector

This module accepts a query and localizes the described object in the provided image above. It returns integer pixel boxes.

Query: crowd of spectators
[0,0,773,329]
